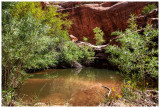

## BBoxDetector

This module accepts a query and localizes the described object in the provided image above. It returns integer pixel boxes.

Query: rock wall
[58,2,157,44]
[136,8,158,29]
[42,2,158,44]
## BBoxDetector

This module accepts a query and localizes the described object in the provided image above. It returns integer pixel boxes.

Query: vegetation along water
[2,2,158,107]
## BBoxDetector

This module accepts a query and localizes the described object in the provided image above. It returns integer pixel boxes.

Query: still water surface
[17,67,122,106]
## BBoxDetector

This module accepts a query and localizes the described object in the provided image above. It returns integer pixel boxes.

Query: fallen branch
[102,85,111,97]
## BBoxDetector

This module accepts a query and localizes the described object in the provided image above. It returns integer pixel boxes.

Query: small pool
[17,67,123,106]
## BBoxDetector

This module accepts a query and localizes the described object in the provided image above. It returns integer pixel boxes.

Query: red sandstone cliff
[43,2,158,44]
[59,2,158,44]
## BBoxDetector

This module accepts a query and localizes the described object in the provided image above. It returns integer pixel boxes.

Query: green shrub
[83,37,89,42]
[105,14,158,82]
[2,2,71,105]
[141,4,156,15]
[11,2,72,40]
[2,7,61,104]
[93,27,105,45]
[59,41,95,63]
[2,2,95,105]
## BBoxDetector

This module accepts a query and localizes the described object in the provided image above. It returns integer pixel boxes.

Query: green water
[17,67,122,106]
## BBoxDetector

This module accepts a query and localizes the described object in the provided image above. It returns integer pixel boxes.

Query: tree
[2,2,94,105]
[93,27,105,45]
[2,2,70,105]
[2,5,60,105]
[11,2,72,41]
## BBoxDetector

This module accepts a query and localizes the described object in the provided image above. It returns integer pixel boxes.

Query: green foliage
[127,14,138,31]
[105,15,158,81]
[83,37,89,42]
[2,10,58,68]
[121,80,140,102]
[59,41,95,63]
[80,45,95,61]
[2,2,95,106]
[11,2,72,40]
[2,89,16,105]
[2,7,60,105]
[141,4,156,15]
[2,2,73,105]
[93,27,105,45]
[2,2,18,10]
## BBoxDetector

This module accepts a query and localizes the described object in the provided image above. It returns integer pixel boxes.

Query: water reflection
[17,67,122,106]
[71,68,82,75]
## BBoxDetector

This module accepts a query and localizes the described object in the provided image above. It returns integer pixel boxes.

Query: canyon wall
[59,2,158,44]
[44,2,158,44]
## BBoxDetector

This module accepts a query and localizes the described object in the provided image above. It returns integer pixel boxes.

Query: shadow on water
[17,67,123,106]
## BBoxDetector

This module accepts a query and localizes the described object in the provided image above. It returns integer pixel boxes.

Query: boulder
[69,34,78,42]
[71,61,83,68]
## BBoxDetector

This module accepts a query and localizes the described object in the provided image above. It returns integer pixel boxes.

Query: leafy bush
[141,4,157,15]
[2,7,61,105]
[2,2,95,105]
[59,41,95,63]
[11,2,72,40]
[93,27,105,45]
[2,2,70,105]
[83,37,89,42]
[105,14,158,82]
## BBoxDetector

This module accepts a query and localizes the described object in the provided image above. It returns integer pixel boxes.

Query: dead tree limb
[102,85,111,97]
